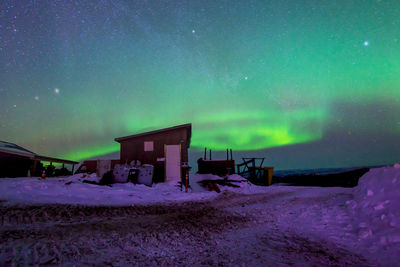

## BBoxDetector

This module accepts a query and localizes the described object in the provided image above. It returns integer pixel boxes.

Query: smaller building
[0,141,78,178]
[197,148,235,176]
[75,159,121,176]
[115,123,192,183]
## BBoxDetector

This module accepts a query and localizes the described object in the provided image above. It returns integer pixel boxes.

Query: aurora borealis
[1,0,399,169]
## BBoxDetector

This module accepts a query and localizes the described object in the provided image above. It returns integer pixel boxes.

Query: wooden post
[226,149,228,160]
[185,168,189,193]
[209,149,212,160]
[32,160,38,177]
[230,149,233,160]
[72,164,75,174]
[204,148,207,160]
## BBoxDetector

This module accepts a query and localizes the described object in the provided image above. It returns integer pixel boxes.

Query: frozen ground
[0,165,399,266]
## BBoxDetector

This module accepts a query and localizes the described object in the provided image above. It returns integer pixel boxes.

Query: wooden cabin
[114,123,192,183]
[0,141,78,177]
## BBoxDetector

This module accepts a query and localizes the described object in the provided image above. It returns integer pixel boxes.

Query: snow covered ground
[0,172,282,206]
[0,173,218,206]
[0,165,399,266]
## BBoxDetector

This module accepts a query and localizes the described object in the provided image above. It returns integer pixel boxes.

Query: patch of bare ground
[0,191,370,266]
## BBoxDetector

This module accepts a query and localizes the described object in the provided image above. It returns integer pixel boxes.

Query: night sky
[1,0,399,170]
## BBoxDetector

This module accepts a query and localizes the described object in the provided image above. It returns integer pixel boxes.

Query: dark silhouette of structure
[0,141,78,178]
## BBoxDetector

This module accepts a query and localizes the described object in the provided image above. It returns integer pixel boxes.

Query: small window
[144,141,154,151]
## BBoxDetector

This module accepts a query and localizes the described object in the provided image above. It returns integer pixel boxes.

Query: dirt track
[0,191,371,266]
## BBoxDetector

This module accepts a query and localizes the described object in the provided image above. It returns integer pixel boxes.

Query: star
[363,41,369,46]
[192,29,195,33]
[244,76,248,80]
[54,88,60,94]
[34,96,39,100]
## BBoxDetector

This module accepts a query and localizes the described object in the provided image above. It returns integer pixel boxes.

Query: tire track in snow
[0,191,370,266]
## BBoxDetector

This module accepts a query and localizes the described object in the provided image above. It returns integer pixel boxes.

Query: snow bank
[0,172,270,206]
[190,173,276,194]
[0,174,215,206]
[346,165,400,263]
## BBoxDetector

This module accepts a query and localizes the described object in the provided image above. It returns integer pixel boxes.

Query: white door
[165,144,181,182]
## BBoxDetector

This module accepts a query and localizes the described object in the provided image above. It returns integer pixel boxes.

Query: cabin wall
[119,128,190,182]
[76,159,120,174]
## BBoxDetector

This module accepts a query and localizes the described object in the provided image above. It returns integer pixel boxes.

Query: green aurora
[1,0,399,168]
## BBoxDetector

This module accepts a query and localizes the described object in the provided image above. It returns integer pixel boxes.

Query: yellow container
[264,167,274,186]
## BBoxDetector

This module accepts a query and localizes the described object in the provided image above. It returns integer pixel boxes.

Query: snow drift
[346,165,400,264]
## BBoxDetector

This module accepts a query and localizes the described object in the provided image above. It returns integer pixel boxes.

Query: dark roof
[0,141,36,158]
[115,123,192,145]
[34,155,79,165]
[0,141,78,164]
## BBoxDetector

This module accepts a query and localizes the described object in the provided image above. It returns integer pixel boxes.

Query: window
[144,141,154,151]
